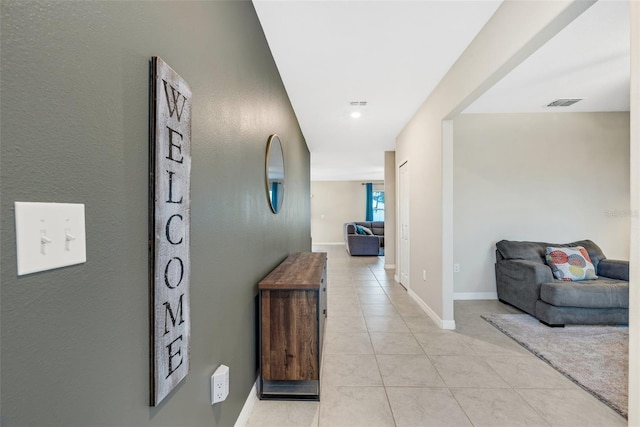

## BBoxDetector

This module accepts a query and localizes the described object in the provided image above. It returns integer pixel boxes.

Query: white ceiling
[253,0,630,181]
[465,0,630,114]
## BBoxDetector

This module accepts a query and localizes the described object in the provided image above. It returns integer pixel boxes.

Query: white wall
[396,0,594,328]
[311,181,366,244]
[628,2,639,424]
[453,112,630,298]
[384,151,396,268]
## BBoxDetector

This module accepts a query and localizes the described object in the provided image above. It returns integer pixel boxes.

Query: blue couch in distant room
[343,221,384,256]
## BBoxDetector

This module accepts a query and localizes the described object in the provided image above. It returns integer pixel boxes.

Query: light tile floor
[244,245,626,427]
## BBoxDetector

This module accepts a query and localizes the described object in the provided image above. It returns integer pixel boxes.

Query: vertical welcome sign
[149,57,192,406]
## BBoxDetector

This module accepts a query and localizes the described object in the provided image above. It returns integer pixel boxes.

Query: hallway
[245,245,625,426]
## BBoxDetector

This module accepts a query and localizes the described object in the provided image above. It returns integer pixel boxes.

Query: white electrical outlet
[211,364,229,404]
[453,263,461,273]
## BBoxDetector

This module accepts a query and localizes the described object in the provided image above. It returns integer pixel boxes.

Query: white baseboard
[234,378,258,427]
[312,242,344,246]
[454,292,498,300]
[384,264,396,270]
[407,289,456,330]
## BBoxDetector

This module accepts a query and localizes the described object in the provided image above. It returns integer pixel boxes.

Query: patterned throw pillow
[545,246,597,281]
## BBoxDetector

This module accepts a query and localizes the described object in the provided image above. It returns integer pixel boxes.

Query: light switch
[15,202,86,276]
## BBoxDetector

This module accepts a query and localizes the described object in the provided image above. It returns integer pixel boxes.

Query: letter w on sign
[163,80,187,122]
[149,57,192,407]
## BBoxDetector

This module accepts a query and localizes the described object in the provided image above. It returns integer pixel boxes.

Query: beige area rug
[482,313,628,418]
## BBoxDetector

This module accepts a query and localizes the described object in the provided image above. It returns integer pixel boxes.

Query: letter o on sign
[164,257,184,289]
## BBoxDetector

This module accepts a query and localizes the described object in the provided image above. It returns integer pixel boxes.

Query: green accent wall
[0,1,311,425]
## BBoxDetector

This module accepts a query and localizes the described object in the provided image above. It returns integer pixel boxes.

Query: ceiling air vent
[349,101,367,106]
[546,99,582,107]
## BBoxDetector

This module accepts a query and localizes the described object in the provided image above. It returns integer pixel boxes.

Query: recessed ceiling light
[350,111,362,119]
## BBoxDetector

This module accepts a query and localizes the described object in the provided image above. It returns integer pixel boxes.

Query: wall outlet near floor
[453,263,461,273]
[211,364,229,404]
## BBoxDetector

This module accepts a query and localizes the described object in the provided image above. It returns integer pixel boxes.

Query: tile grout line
[367,264,399,427]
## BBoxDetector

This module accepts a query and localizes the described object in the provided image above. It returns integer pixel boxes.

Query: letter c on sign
[165,214,184,245]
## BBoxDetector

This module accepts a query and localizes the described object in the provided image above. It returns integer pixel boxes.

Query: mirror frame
[265,134,285,214]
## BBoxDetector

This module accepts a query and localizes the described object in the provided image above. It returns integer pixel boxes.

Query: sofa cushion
[598,259,629,281]
[535,300,628,325]
[369,222,384,236]
[361,226,374,235]
[545,246,597,281]
[496,240,549,264]
[540,278,629,308]
[496,239,606,269]
[345,223,357,235]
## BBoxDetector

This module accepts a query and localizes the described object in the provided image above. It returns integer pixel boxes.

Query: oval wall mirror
[265,134,285,213]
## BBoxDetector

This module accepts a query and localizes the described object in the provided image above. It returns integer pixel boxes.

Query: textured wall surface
[0,2,310,426]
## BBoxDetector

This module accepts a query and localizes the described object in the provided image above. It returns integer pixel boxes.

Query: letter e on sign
[149,57,192,407]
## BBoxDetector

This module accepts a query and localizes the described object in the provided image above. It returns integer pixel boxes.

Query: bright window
[372,190,384,221]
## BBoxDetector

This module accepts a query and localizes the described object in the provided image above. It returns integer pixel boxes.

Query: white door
[398,161,410,289]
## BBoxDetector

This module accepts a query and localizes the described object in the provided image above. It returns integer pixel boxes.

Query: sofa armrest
[346,234,380,256]
[597,259,629,281]
[495,259,554,316]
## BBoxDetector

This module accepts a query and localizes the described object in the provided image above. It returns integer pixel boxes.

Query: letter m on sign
[149,57,192,407]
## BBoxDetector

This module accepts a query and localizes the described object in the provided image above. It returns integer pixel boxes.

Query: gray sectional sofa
[344,221,384,256]
[495,239,629,326]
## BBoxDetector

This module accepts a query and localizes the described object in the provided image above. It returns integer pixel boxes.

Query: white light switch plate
[15,202,86,275]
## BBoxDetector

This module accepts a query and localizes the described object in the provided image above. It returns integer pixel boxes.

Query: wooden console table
[258,252,327,400]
